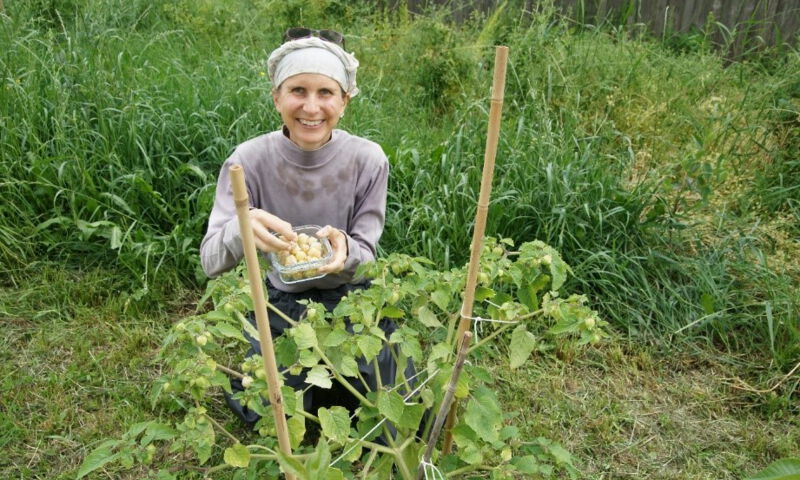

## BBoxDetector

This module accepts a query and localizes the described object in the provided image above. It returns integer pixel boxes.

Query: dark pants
[225,282,410,425]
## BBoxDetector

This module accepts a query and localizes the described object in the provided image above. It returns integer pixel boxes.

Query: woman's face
[273,73,349,151]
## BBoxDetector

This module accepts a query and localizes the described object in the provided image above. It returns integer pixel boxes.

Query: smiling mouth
[298,119,323,127]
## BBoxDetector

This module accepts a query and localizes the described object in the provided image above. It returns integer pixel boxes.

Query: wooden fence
[395,0,800,56]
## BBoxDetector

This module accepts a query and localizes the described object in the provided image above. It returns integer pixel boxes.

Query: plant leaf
[430,288,451,311]
[288,416,306,449]
[76,440,121,479]
[223,443,250,468]
[509,325,537,369]
[305,365,332,389]
[416,305,442,328]
[291,323,318,349]
[746,458,800,480]
[380,305,405,318]
[377,390,406,424]
[318,406,351,444]
[464,386,502,443]
[322,327,349,347]
[357,335,383,362]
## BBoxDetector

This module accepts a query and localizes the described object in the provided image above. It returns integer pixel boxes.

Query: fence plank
[402,0,799,56]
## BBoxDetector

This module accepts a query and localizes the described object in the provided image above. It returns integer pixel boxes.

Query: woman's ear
[272,88,281,111]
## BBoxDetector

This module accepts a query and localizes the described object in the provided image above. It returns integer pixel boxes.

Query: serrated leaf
[461,441,483,465]
[223,443,250,468]
[291,323,318,349]
[276,449,307,477]
[509,325,537,369]
[305,365,332,389]
[299,348,321,368]
[475,286,496,301]
[548,253,569,290]
[307,439,332,478]
[398,403,425,430]
[377,390,405,424]
[380,305,405,318]
[512,455,543,474]
[318,406,351,444]
[281,385,297,416]
[141,422,176,445]
[212,322,246,342]
[275,337,299,367]
[325,468,346,480]
[357,335,383,362]
[322,328,349,347]
[288,416,306,449]
[746,458,800,480]
[400,336,423,362]
[335,353,359,378]
[454,372,470,398]
[76,440,121,479]
[417,305,442,328]
[430,288,451,311]
[465,386,502,443]
[548,443,573,466]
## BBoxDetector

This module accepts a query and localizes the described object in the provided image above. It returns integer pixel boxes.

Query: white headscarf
[267,37,360,97]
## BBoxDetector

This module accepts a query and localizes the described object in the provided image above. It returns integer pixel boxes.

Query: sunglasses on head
[283,27,345,49]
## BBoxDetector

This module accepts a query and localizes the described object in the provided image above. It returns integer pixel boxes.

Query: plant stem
[216,364,244,379]
[393,447,415,480]
[360,439,396,456]
[467,308,543,353]
[315,347,375,408]
[445,464,493,477]
[360,448,379,478]
[266,302,298,327]
[203,414,240,444]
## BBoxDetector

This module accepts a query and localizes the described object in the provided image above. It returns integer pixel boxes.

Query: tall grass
[1,0,798,367]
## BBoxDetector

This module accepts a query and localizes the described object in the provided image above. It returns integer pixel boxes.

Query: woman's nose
[302,96,320,113]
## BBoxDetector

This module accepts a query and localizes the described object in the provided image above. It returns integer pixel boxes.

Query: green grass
[1,0,799,478]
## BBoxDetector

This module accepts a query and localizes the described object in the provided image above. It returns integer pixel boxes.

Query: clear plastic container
[268,225,333,284]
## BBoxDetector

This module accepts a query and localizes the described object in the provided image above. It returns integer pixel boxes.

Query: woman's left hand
[315,225,347,274]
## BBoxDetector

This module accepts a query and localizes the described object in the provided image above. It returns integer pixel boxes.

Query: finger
[248,210,295,252]
[316,227,347,274]
[252,230,291,253]
[250,209,297,241]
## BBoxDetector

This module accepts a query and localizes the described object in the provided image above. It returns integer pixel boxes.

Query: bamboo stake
[442,45,509,455]
[229,165,296,480]
[416,331,472,480]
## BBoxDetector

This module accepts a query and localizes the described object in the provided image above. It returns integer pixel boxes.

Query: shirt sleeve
[199,154,246,278]
[337,150,389,282]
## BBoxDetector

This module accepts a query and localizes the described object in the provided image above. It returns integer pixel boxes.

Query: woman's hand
[315,225,347,274]
[248,209,296,253]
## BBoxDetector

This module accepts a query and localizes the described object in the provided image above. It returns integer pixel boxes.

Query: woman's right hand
[248,209,297,253]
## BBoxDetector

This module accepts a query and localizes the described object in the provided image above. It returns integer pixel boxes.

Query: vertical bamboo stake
[442,45,509,455]
[416,331,472,480]
[230,165,296,480]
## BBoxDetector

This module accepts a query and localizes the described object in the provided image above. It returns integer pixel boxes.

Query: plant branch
[445,464,493,477]
[203,414,240,444]
[216,364,244,379]
[314,347,375,408]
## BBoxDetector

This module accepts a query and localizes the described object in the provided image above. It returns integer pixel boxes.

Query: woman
[200,28,398,423]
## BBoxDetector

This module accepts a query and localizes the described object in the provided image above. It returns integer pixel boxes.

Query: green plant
[77,238,603,478]
[746,458,800,480]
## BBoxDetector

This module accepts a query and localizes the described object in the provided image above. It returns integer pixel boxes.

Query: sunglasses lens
[283,27,345,48]
[285,27,312,41]
[318,30,344,45]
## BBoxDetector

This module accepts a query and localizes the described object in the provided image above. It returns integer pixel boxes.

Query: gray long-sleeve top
[199,128,389,292]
